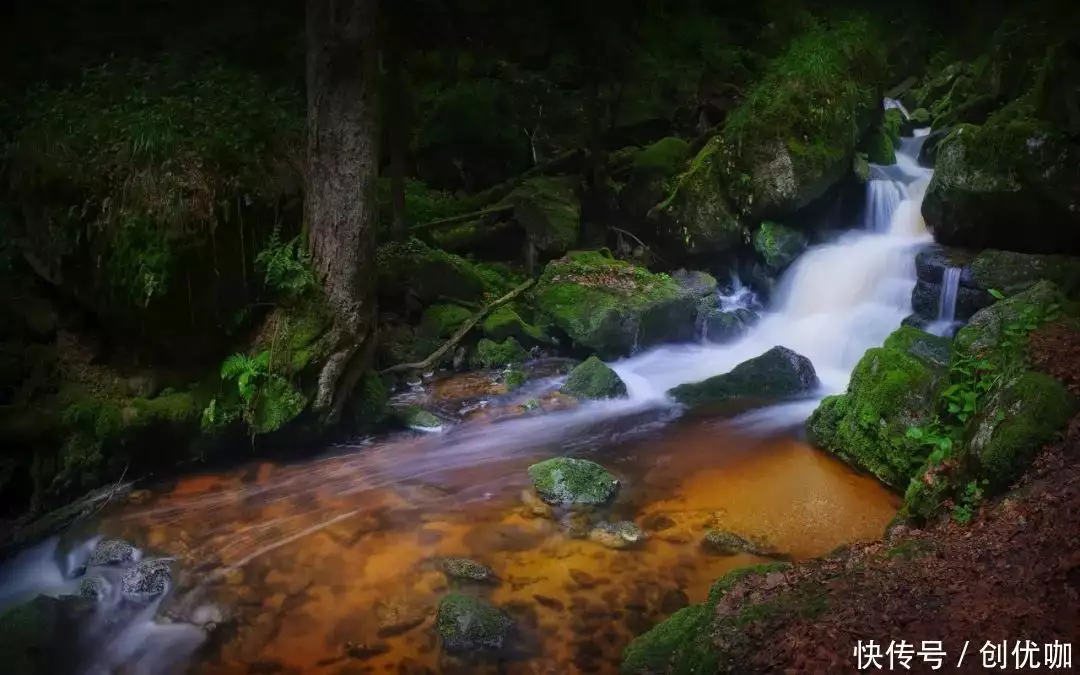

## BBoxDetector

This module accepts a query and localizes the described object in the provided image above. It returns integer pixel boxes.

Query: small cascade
[717,272,759,311]
[863,177,906,232]
[884,97,911,119]
[927,266,963,337]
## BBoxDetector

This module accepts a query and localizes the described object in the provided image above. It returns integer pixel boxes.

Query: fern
[255,226,316,298]
[207,349,307,436]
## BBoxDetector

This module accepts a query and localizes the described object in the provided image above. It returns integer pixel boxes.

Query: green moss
[955,280,1065,359]
[808,342,945,489]
[377,238,511,304]
[502,176,580,254]
[970,250,1080,298]
[863,129,896,165]
[435,593,513,653]
[560,356,628,401]
[470,337,529,369]
[533,252,695,358]
[621,563,790,675]
[634,137,690,174]
[482,305,549,345]
[910,108,932,125]
[971,372,1078,490]
[653,136,745,254]
[753,221,807,270]
[421,304,473,339]
[504,369,528,392]
[882,325,952,368]
[882,108,904,144]
[668,346,817,413]
[527,457,619,506]
[393,405,442,431]
[347,372,388,432]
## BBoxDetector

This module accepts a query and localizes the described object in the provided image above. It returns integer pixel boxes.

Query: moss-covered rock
[921,122,1080,255]
[701,530,773,557]
[436,593,514,653]
[376,238,511,304]
[954,280,1066,359]
[753,221,807,271]
[503,369,528,392]
[699,308,757,344]
[618,138,691,235]
[621,563,791,675]
[970,372,1078,490]
[969,250,1080,299]
[668,346,818,413]
[670,270,718,298]
[588,521,646,550]
[862,128,896,165]
[532,251,697,359]
[649,137,746,255]
[560,357,628,401]
[502,176,580,255]
[481,306,550,346]
[392,405,443,431]
[807,329,949,489]
[420,304,473,339]
[527,457,619,506]
[469,337,529,369]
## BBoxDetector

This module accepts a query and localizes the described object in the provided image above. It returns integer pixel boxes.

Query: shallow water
[89,415,898,674]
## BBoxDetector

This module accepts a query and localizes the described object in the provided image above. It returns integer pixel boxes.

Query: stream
[0,124,934,674]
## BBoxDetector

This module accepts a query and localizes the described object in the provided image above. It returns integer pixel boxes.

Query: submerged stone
[667,346,818,413]
[436,593,513,653]
[527,457,619,506]
[440,558,498,584]
[560,357,628,401]
[394,405,443,431]
[701,530,773,557]
[78,575,111,602]
[588,521,646,550]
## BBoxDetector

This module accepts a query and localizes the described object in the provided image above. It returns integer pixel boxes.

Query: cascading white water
[938,267,961,322]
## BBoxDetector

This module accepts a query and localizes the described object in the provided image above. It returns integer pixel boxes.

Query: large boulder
[527,457,619,506]
[532,251,697,359]
[376,238,511,305]
[954,280,1066,359]
[502,176,580,255]
[969,249,1080,299]
[808,327,950,489]
[921,123,1080,255]
[969,372,1077,491]
[436,593,513,653]
[619,137,691,228]
[560,357,628,401]
[469,338,529,369]
[648,137,747,255]
[668,346,818,413]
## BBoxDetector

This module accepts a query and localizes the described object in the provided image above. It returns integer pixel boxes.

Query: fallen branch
[382,278,536,374]
[609,226,671,268]
[409,204,514,233]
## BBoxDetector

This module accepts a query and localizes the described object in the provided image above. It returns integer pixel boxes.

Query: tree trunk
[306,0,379,421]
[387,23,409,235]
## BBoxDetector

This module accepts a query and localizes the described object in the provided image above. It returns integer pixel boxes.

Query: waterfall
[884,97,911,119]
[927,266,962,337]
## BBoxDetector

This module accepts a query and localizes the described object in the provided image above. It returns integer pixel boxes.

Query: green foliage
[5,58,302,308]
[377,178,464,228]
[255,226,315,298]
[206,349,307,436]
[951,479,987,524]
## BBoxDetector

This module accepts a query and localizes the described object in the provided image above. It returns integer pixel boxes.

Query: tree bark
[306,0,379,419]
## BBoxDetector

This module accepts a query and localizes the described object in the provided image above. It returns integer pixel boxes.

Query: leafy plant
[203,349,307,436]
[951,479,988,524]
[255,226,316,298]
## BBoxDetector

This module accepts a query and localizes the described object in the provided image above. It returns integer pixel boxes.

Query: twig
[608,226,671,267]
[408,204,514,233]
[88,464,130,518]
[382,278,536,374]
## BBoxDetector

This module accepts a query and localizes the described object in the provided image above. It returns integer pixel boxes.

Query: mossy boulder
[469,337,529,369]
[699,308,758,344]
[560,357,628,401]
[969,250,1080,299]
[436,593,513,653]
[807,328,950,489]
[481,305,549,346]
[532,251,697,359]
[970,372,1078,490]
[702,530,773,557]
[670,270,718,298]
[862,128,896,165]
[420,304,473,339]
[527,457,619,506]
[668,346,818,413]
[376,238,511,304]
[753,221,807,271]
[588,521,646,550]
[392,405,443,431]
[649,137,746,255]
[502,176,580,255]
[621,563,791,675]
[954,280,1066,360]
[921,123,1080,255]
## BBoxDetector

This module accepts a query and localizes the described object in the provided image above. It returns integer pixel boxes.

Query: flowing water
[927,266,963,337]
[0,124,935,674]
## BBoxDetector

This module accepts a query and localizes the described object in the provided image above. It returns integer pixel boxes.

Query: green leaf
[988,288,1005,300]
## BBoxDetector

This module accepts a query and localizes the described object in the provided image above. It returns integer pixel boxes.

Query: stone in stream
[375,598,430,638]
[78,575,112,602]
[667,346,818,413]
[436,593,514,653]
[87,538,139,567]
[588,521,646,550]
[701,530,774,557]
[120,559,172,599]
[559,356,628,401]
[527,457,619,506]
[439,557,498,584]
[393,405,443,432]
